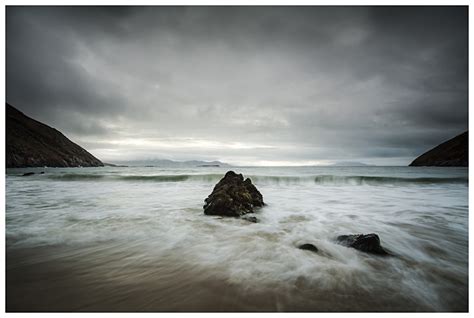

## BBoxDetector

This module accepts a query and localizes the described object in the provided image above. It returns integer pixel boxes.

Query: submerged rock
[203,171,264,217]
[298,243,319,253]
[242,215,258,223]
[336,233,390,255]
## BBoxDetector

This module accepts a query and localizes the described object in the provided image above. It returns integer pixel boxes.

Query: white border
[1,2,471,318]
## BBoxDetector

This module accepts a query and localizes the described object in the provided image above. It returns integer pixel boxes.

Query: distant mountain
[409,131,468,167]
[103,162,128,167]
[6,103,103,168]
[110,159,230,167]
[329,161,373,167]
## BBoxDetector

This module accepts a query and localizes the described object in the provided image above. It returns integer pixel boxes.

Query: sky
[6,6,468,166]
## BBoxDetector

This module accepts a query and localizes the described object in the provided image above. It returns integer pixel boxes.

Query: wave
[44,173,468,185]
[47,173,223,183]
[249,175,467,185]
[312,175,468,185]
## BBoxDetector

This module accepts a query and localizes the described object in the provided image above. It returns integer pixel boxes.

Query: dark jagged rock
[203,171,264,217]
[336,233,390,255]
[21,172,35,176]
[242,215,258,223]
[298,243,319,253]
[409,131,468,167]
[6,103,103,168]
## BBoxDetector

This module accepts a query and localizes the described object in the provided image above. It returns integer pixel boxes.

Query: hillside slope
[409,131,468,167]
[6,103,103,168]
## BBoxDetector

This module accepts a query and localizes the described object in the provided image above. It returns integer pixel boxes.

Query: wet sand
[7,242,466,312]
[7,244,277,312]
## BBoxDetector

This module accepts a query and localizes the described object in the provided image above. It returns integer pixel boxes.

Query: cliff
[6,103,103,168]
[409,131,468,167]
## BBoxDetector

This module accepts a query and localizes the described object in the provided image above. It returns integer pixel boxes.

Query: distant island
[410,131,468,167]
[103,162,129,167]
[6,103,103,168]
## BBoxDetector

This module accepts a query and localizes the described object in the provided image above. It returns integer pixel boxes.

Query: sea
[5,166,469,312]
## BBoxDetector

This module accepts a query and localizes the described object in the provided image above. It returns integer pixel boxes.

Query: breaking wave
[40,173,468,185]
[311,175,468,185]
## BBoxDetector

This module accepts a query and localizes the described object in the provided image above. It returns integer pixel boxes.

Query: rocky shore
[204,171,391,256]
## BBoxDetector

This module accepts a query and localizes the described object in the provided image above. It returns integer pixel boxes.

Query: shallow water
[6,166,468,311]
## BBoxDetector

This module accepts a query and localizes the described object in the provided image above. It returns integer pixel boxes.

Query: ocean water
[6,166,468,311]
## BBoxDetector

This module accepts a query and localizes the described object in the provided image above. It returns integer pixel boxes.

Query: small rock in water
[298,243,319,253]
[336,233,390,255]
[203,171,264,217]
[242,215,258,223]
[21,172,35,176]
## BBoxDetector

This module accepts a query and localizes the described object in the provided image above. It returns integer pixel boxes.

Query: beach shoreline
[7,242,467,312]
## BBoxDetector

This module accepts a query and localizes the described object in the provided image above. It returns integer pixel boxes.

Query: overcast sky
[6,6,468,166]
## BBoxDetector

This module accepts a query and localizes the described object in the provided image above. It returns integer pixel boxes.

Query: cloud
[6,6,468,165]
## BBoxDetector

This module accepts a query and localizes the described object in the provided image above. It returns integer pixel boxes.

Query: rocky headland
[6,103,103,168]
[409,131,468,167]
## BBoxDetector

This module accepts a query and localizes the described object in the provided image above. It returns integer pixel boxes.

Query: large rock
[203,171,264,217]
[336,233,390,255]
[6,103,103,168]
[409,131,468,167]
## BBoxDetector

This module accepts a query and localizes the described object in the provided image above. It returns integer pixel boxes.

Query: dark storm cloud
[6,6,468,165]
[7,8,130,117]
